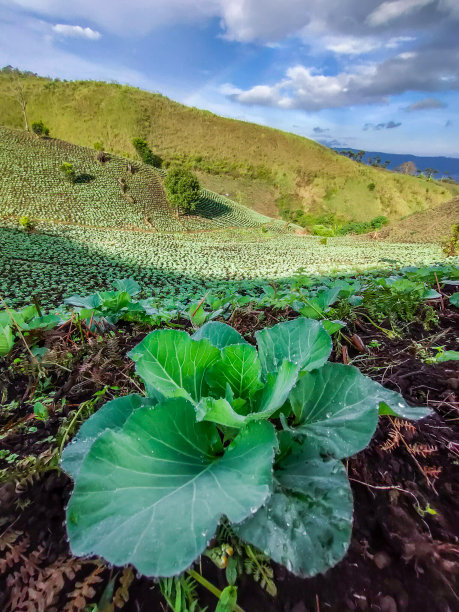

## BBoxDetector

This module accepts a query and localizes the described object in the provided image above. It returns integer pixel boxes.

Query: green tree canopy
[164,166,201,214]
[132,137,162,168]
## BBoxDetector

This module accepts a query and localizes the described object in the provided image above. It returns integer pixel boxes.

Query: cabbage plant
[61,318,430,578]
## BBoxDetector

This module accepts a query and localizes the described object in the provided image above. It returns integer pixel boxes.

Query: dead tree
[10,74,29,131]
[118,178,127,193]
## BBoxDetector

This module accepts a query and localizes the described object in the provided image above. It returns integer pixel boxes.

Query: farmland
[0,127,277,232]
[1,104,459,612]
[0,221,446,310]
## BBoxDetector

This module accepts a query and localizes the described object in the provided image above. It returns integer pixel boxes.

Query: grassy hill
[1,70,458,223]
[0,126,284,232]
[378,197,459,243]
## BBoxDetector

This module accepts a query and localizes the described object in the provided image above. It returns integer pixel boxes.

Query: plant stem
[358,312,396,337]
[58,400,89,456]
[186,569,245,612]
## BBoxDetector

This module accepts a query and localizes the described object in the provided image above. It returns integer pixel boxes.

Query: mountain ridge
[334,148,459,180]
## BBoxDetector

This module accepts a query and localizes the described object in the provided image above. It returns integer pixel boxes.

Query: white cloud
[0,12,153,88]
[7,0,220,36]
[405,97,446,110]
[225,45,459,111]
[385,35,416,47]
[398,51,417,59]
[218,0,310,42]
[367,0,435,27]
[52,24,101,40]
[4,0,459,44]
[324,36,381,56]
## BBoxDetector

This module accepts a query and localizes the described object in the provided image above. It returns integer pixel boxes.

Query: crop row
[0,222,446,309]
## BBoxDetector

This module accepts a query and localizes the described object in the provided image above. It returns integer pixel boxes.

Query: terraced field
[0,127,283,233]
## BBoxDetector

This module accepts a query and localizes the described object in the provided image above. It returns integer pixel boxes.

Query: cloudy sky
[1,0,458,156]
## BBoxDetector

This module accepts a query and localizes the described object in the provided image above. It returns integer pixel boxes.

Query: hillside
[378,197,459,243]
[0,126,283,233]
[1,70,458,223]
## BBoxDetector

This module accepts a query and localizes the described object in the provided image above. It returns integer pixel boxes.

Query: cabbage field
[1,125,459,612]
[0,221,445,309]
[0,127,282,232]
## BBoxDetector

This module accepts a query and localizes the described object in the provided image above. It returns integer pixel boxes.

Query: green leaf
[24,314,61,330]
[61,394,147,480]
[196,397,247,429]
[99,291,132,311]
[255,318,332,376]
[216,586,238,612]
[250,360,299,420]
[225,557,238,586]
[236,440,352,577]
[33,402,49,421]
[127,330,221,403]
[208,343,263,399]
[188,302,207,327]
[67,398,277,577]
[0,324,14,357]
[322,320,345,335]
[64,293,102,309]
[435,350,459,362]
[191,321,248,349]
[114,278,141,296]
[449,292,459,308]
[288,363,379,459]
[373,383,432,420]
[423,289,441,300]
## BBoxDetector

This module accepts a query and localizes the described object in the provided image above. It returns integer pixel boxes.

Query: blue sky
[1,0,458,156]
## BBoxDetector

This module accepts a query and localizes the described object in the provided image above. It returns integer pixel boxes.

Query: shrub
[19,215,35,231]
[367,182,376,191]
[93,141,104,151]
[337,216,388,236]
[442,224,459,257]
[60,162,76,183]
[31,121,50,137]
[132,137,162,168]
[164,166,201,214]
[370,215,388,229]
[313,224,335,237]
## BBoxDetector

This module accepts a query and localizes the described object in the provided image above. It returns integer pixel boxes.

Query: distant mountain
[334,148,459,181]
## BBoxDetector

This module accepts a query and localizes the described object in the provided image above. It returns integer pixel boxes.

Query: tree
[164,167,201,215]
[423,167,439,180]
[32,120,50,137]
[9,72,29,131]
[395,161,416,175]
[132,137,162,168]
[60,162,76,183]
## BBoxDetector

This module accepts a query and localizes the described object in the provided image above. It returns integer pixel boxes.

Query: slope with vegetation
[0,126,278,233]
[1,69,458,225]
[378,197,459,243]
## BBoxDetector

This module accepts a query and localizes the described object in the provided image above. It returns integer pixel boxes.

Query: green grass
[1,70,457,222]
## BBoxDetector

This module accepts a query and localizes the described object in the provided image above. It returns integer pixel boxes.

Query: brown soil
[0,304,458,612]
